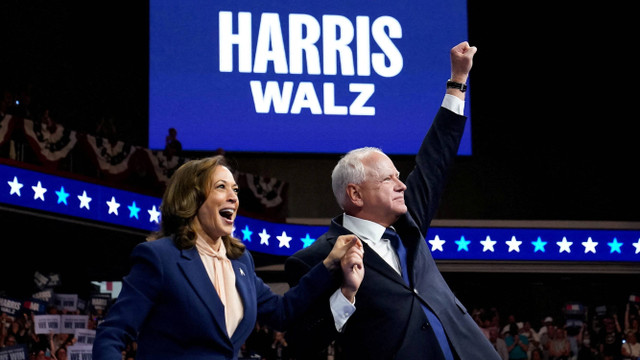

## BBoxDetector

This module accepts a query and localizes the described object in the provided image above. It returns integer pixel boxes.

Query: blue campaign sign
[148,0,472,155]
[0,344,28,360]
[2,162,639,262]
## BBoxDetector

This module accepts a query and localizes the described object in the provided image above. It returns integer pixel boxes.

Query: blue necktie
[384,228,455,360]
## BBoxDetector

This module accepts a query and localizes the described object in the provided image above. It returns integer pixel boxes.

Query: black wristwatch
[446,80,467,92]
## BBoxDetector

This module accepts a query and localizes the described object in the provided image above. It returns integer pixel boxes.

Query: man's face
[356,152,407,227]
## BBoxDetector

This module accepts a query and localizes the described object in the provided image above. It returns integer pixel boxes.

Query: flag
[235,171,289,222]
[564,303,584,314]
[23,118,77,168]
[82,134,136,176]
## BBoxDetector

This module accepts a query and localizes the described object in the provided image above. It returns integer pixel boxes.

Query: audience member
[479,312,496,340]
[548,326,571,360]
[54,346,68,360]
[566,320,585,360]
[597,314,623,360]
[621,330,640,360]
[505,323,529,360]
[577,326,599,360]
[51,332,74,355]
[34,349,54,360]
[2,335,17,349]
[521,320,541,358]
[30,334,54,359]
[625,302,640,338]
[502,314,524,336]
[163,127,182,159]
[539,316,555,337]
[7,316,29,344]
[489,327,509,360]
[531,348,544,360]
[540,319,557,360]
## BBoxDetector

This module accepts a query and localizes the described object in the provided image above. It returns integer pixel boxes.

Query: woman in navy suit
[93,155,364,360]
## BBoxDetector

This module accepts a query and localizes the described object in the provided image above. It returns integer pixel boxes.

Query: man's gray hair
[331,147,384,209]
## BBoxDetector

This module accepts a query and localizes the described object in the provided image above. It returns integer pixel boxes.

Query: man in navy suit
[284,41,501,360]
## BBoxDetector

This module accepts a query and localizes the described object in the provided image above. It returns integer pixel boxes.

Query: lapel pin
[239,268,245,276]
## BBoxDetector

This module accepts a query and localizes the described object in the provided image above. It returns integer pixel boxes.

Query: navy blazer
[93,237,336,360]
[285,107,501,360]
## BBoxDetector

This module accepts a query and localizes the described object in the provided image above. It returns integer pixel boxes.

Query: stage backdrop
[148,0,472,155]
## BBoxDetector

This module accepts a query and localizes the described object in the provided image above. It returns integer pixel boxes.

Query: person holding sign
[284,42,501,359]
[93,156,364,360]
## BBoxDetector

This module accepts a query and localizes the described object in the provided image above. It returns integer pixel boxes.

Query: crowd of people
[478,301,640,360]
[2,287,638,360]
[0,303,109,360]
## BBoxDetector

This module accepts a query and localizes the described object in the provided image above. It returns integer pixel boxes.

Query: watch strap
[446,80,467,92]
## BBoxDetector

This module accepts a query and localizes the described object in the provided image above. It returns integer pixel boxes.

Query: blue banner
[2,162,639,262]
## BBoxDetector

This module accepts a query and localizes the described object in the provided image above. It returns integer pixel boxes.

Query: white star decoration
[8,176,23,196]
[480,235,497,252]
[505,236,522,252]
[106,196,120,215]
[32,181,47,201]
[428,235,445,252]
[148,205,161,223]
[582,237,598,254]
[557,237,573,253]
[259,229,270,245]
[77,191,92,209]
[277,231,292,248]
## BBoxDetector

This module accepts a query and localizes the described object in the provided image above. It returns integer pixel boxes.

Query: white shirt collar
[342,214,402,274]
[342,214,387,243]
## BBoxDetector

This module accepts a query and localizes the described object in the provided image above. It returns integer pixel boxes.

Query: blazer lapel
[178,247,231,344]
[331,216,408,287]
[361,239,410,287]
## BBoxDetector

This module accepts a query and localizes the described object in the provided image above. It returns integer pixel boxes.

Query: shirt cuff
[442,94,465,116]
[329,289,356,332]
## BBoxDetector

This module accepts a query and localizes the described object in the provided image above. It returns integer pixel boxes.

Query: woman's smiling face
[195,165,239,243]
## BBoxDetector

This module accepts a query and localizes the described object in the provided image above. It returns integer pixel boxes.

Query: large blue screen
[148,0,472,154]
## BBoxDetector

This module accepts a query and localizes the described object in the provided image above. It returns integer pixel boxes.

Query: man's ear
[346,184,363,207]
